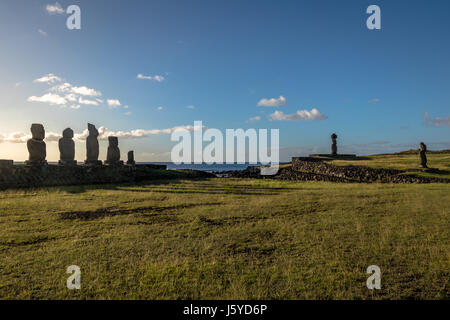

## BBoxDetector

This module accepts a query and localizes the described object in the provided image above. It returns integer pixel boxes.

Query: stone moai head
[420,142,426,151]
[128,151,134,161]
[62,128,74,139]
[108,136,119,147]
[87,123,99,137]
[331,133,337,141]
[31,124,45,140]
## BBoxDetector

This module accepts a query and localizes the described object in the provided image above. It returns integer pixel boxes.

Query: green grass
[0,178,449,299]
[322,152,450,180]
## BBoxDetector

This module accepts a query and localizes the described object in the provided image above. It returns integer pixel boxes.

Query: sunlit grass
[0,178,449,299]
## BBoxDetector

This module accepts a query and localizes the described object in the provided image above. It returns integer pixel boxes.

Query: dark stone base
[25,160,48,166]
[309,154,357,159]
[0,160,14,167]
[105,161,124,166]
[0,164,168,190]
[59,160,77,166]
[126,161,136,166]
[84,160,103,166]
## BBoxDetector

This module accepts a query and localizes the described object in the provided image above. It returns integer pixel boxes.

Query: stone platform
[0,163,167,190]
[308,154,357,160]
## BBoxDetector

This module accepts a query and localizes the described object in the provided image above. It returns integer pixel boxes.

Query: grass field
[1,178,449,299]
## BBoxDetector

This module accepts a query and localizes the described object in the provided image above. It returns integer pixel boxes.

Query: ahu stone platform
[0,163,167,190]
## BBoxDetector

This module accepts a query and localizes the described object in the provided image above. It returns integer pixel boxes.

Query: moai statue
[126,151,136,165]
[331,133,338,156]
[105,136,123,165]
[419,142,427,168]
[25,123,47,165]
[85,123,102,165]
[58,128,77,165]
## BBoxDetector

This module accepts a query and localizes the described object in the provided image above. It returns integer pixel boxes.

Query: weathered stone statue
[58,128,76,165]
[331,133,337,155]
[25,124,47,165]
[85,123,102,165]
[419,142,427,168]
[105,136,123,165]
[127,151,135,165]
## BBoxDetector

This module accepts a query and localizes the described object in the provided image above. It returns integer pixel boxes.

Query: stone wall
[0,164,167,190]
[289,157,448,183]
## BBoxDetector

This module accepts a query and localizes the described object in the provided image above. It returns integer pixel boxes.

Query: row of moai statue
[26,123,136,166]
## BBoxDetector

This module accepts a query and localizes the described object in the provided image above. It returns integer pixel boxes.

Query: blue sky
[0,0,449,162]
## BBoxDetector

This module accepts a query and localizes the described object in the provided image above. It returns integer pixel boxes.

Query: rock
[25,124,47,166]
[85,123,102,166]
[59,128,77,166]
[105,136,123,166]
[419,142,427,168]
[127,151,135,165]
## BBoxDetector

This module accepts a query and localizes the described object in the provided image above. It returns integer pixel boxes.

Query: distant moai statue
[331,133,338,155]
[419,142,427,168]
[58,128,76,165]
[105,136,123,165]
[127,151,135,165]
[25,123,47,165]
[85,123,102,165]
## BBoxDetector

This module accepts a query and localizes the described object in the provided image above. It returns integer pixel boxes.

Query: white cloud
[1,124,206,144]
[369,98,380,103]
[247,116,261,122]
[0,131,61,144]
[257,95,286,107]
[423,112,450,127]
[268,108,328,121]
[157,106,164,111]
[51,82,101,96]
[73,125,205,141]
[186,105,195,109]
[79,97,100,106]
[71,85,102,97]
[34,73,61,84]
[27,93,67,105]
[46,2,64,14]
[124,112,132,116]
[137,74,165,82]
[65,93,77,102]
[107,99,121,108]
[38,29,48,36]
[30,74,132,111]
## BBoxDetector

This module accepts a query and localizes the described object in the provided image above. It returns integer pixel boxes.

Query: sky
[0,0,449,162]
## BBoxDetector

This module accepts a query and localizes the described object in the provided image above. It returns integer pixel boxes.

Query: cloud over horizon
[0,124,205,144]
[268,108,327,121]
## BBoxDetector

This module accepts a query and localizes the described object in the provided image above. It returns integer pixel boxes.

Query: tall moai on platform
[59,128,76,165]
[419,142,427,168]
[127,151,135,165]
[331,133,338,156]
[105,136,123,165]
[26,123,47,165]
[85,123,102,165]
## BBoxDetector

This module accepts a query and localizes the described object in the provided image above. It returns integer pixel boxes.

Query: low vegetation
[1,177,449,299]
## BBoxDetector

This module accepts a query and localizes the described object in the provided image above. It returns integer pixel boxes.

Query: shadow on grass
[55,178,306,196]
